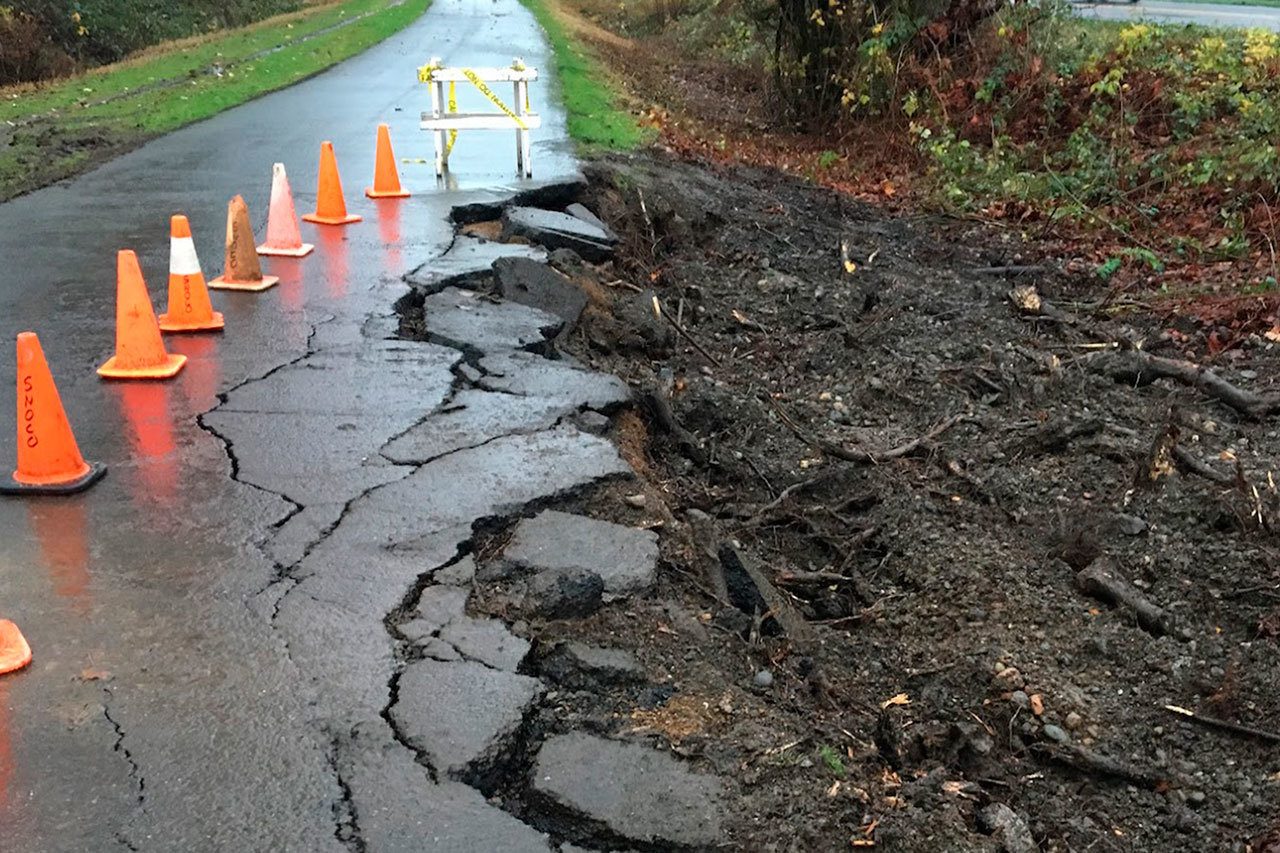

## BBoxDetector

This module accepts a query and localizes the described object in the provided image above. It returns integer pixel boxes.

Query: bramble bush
[768,0,1280,259]
[908,11,1280,258]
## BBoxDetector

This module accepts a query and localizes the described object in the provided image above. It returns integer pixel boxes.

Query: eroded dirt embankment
[442,150,1280,852]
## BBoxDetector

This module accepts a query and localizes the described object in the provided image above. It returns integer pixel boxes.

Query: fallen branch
[643,371,708,466]
[1171,445,1234,485]
[746,473,828,523]
[1074,559,1177,638]
[1090,349,1280,420]
[719,543,813,643]
[1164,704,1280,744]
[763,394,966,465]
[685,508,730,604]
[1033,743,1174,789]
[974,264,1048,276]
[652,295,723,367]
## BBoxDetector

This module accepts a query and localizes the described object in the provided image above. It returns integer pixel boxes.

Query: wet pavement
[1074,0,1280,30]
[0,0,619,848]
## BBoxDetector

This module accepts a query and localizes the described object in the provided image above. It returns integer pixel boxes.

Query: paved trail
[0,0,631,849]
[1075,0,1280,30]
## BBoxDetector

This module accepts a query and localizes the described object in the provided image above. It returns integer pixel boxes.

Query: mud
[445,150,1280,851]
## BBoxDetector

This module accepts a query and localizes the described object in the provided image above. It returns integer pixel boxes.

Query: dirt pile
[470,150,1280,851]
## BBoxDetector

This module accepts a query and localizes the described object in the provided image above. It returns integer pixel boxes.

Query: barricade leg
[431,80,446,177]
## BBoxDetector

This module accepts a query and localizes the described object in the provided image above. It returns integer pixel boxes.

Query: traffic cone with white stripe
[257,163,314,257]
[158,215,224,333]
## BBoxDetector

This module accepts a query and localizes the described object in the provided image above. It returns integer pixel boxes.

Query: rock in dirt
[1074,559,1175,637]
[1042,724,1070,744]
[585,288,674,356]
[502,207,616,262]
[494,257,589,331]
[502,510,658,598]
[390,659,544,783]
[525,567,605,619]
[439,616,531,672]
[530,732,723,848]
[978,803,1039,853]
[535,641,645,688]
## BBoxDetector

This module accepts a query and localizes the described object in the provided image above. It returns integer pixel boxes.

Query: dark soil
[467,150,1280,852]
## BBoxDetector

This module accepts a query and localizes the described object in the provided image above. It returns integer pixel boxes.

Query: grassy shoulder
[0,0,430,201]
[518,0,648,150]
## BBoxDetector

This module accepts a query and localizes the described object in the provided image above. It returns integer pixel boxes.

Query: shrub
[5,0,301,76]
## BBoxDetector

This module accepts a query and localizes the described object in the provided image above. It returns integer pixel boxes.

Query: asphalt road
[0,0,580,849]
[1075,0,1280,30]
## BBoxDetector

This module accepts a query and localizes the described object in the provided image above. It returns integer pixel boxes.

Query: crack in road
[102,691,145,851]
[178,174,622,849]
[328,736,367,853]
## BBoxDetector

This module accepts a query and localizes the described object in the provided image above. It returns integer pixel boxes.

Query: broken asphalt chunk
[390,659,544,783]
[501,206,616,262]
[501,510,658,599]
[530,732,723,849]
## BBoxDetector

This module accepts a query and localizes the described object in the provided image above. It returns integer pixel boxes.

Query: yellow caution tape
[417,58,442,82]
[446,81,458,156]
[462,68,528,130]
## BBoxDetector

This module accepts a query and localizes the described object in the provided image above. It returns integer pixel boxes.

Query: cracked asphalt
[0,0,617,848]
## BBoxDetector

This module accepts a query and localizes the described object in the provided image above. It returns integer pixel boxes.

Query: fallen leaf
[880,692,911,709]
[1009,284,1041,313]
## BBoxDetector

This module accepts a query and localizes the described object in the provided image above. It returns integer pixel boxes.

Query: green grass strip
[518,0,647,150]
[0,0,430,199]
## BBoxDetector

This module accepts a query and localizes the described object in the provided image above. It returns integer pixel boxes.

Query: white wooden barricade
[418,58,541,178]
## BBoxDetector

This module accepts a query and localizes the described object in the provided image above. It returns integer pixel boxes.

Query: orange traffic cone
[210,195,279,291]
[1,332,106,495]
[158,215,224,333]
[98,250,187,380]
[0,620,31,675]
[257,163,314,257]
[303,141,362,225]
[366,124,410,199]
